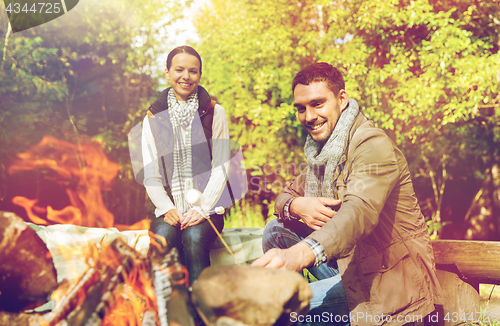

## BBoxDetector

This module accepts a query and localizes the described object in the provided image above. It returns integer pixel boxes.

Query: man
[252,63,443,326]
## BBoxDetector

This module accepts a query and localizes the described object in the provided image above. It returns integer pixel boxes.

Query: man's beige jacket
[275,112,444,326]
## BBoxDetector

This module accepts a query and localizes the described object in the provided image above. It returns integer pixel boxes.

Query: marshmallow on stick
[186,189,204,207]
[185,189,238,264]
[186,189,225,216]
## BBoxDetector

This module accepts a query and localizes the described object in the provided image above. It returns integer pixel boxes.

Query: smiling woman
[165,49,202,101]
[141,45,231,286]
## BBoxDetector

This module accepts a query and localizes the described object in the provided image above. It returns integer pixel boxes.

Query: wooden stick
[195,306,211,326]
[206,217,240,266]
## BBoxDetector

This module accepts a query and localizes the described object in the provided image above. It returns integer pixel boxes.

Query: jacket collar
[335,106,368,166]
[348,110,369,141]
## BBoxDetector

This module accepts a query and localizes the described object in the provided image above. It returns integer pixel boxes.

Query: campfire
[41,237,160,326]
[8,135,120,228]
[0,211,193,326]
[2,136,168,325]
[1,136,311,326]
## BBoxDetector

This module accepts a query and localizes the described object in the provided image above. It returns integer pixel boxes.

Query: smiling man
[252,63,443,326]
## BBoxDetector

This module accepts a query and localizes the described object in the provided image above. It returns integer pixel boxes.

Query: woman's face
[165,53,201,101]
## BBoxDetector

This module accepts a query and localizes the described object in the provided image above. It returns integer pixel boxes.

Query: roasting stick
[186,189,240,266]
[206,217,240,266]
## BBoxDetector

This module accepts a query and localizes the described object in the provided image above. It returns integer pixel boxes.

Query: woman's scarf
[167,88,199,213]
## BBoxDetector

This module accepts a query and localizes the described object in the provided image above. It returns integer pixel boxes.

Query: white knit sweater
[142,103,230,218]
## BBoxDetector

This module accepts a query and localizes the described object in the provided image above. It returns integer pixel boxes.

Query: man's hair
[166,45,202,74]
[292,62,345,95]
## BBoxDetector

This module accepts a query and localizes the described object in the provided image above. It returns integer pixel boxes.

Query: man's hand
[251,242,316,272]
[291,197,342,230]
[163,208,182,226]
[180,209,205,230]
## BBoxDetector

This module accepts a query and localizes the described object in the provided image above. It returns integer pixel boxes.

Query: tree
[194,0,500,238]
[194,0,346,219]
[339,0,500,238]
[0,0,188,224]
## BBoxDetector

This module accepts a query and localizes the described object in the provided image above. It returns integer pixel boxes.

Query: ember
[42,237,159,326]
[39,236,200,326]
[0,212,198,326]
[8,135,121,228]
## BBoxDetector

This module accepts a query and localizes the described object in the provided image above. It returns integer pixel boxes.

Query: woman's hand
[163,208,183,226]
[180,209,205,230]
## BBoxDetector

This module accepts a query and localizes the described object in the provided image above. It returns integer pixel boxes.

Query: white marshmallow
[186,189,204,207]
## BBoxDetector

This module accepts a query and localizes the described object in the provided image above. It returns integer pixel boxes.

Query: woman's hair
[166,46,202,74]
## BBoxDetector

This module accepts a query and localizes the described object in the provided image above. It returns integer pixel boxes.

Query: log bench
[432,240,500,325]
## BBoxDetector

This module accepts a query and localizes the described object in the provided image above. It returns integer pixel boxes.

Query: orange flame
[114,219,152,232]
[44,239,160,326]
[8,135,120,227]
[11,196,49,225]
[93,240,159,326]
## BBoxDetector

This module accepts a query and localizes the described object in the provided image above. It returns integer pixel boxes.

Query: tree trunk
[422,153,447,238]
[1,22,12,72]
[463,165,500,240]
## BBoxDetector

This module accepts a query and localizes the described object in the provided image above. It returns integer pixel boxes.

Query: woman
[142,46,229,285]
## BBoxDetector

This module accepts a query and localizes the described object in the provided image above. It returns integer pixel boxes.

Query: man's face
[294,81,349,143]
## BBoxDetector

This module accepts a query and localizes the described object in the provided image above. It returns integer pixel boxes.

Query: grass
[474,284,500,326]
[223,199,267,228]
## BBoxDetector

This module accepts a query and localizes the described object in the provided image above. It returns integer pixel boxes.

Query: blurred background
[0,0,499,240]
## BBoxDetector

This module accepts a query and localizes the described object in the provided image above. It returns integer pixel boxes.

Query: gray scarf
[167,88,199,213]
[304,98,359,198]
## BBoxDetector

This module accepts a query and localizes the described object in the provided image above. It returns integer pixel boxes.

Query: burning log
[0,211,58,312]
[42,237,201,326]
[42,238,158,326]
[149,243,196,326]
[1,207,312,326]
[0,213,199,326]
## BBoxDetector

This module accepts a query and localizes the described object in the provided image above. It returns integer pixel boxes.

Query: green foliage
[344,0,499,144]
[194,0,500,238]
[0,0,188,223]
[224,199,266,228]
[1,0,184,151]
[2,0,500,236]
[425,216,450,240]
[194,0,344,209]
